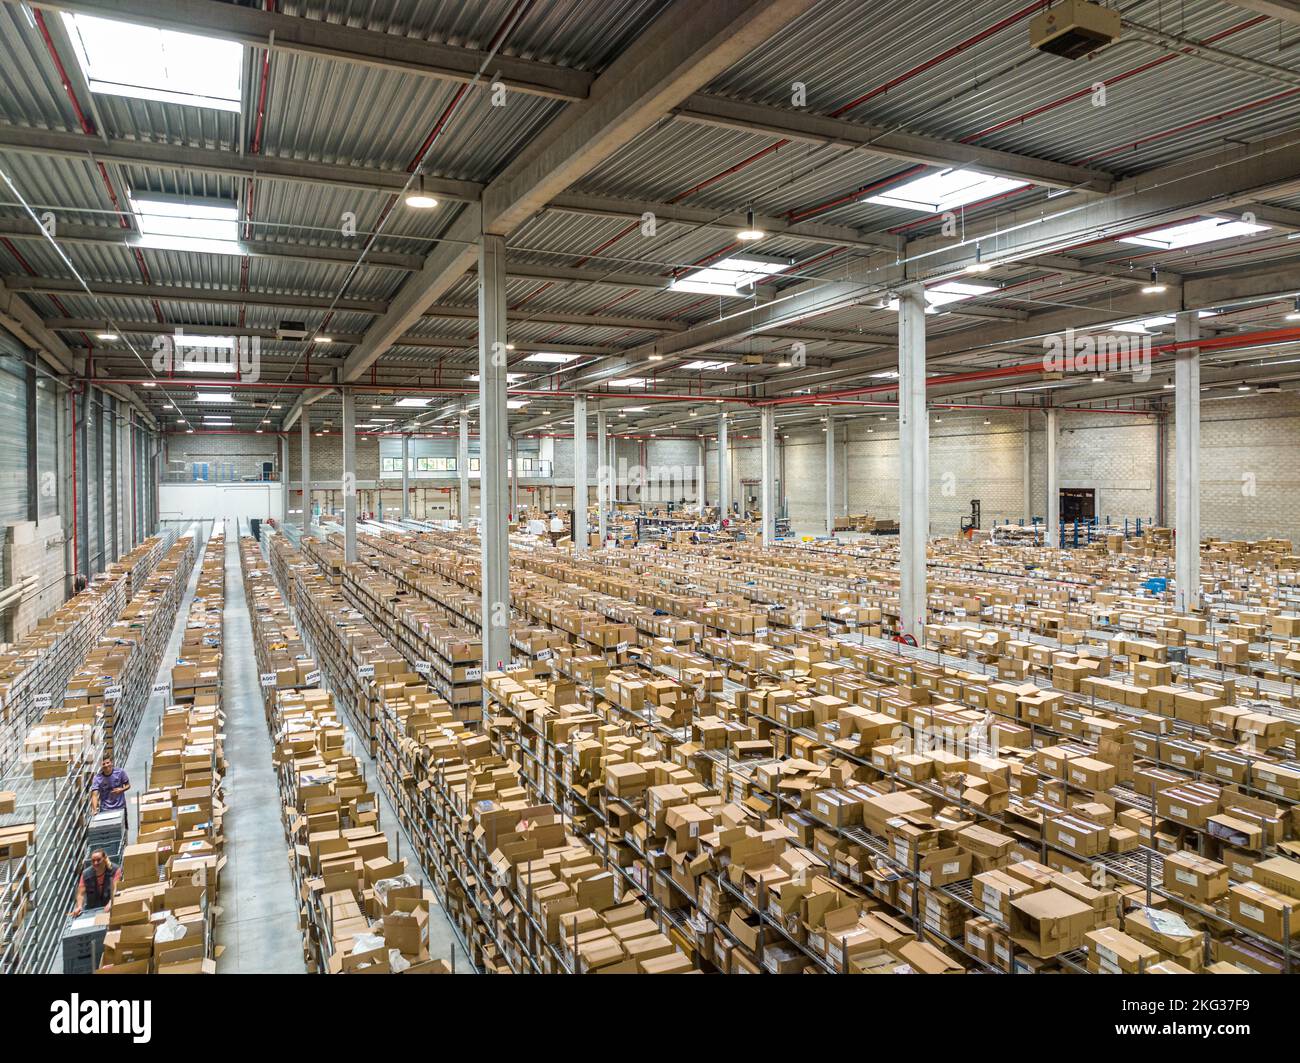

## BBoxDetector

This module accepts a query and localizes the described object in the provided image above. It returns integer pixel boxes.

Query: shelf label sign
[34,693,52,711]
[104,686,122,702]
[414,661,432,675]
[465,667,483,682]
[357,664,376,679]
[260,673,277,688]
[616,642,628,654]
[305,670,322,685]
[152,681,170,695]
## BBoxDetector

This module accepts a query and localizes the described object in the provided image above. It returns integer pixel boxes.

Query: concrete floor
[213,520,307,973]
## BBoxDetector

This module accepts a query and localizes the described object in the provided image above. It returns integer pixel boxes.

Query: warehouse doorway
[1060,488,1095,523]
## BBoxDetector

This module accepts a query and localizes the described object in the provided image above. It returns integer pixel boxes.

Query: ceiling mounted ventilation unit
[276,320,309,340]
[1029,1,1121,60]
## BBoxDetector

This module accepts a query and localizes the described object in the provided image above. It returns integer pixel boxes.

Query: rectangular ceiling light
[393,397,432,407]
[194,392,233,403]
[608,377,648,388]
[865,168,1030,213]
[61,13,243,112]
[523,352,579,364]
[681,360,729,371]
[668,256,787,298]
[180,360,237,373]
[174,334,235,349]
[129,192,241,256]
[1119,217,1268,250]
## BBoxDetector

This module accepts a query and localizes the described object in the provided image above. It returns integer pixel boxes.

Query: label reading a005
[152,681,170,695]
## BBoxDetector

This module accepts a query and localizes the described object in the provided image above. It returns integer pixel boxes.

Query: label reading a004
[103,686,122,702]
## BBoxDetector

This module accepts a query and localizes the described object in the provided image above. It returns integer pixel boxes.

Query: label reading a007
[260,673,277,688]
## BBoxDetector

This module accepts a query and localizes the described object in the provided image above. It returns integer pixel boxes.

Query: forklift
[960,499,981,538]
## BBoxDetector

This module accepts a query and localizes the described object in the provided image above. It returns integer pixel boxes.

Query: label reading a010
[414,661,432,675]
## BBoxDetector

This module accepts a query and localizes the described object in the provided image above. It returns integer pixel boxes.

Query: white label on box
[1058,831,1077,847]
[152,681,170,695]
[305,670,322,685]
[1174,868,1197,886]
[357,664,376,678]
[1266,782,1283,796]
[414,661,432,675]
[1170,805,1188,819]
[994,943,1010,963]
[260,673,276,688]
[943,861,960,876]
[1216,765,1234,777]
[954,608,967,617]
[465,667,483,682]
[754,627,768,638]
[967,932,985,950]
[33,693,52,710]
[1239,902,1265,924]
[537,649,553,661]
[104,686,122,702]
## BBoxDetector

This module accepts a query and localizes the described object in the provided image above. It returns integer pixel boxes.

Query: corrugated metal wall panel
[0,347,28,525]
[36,376,56,520]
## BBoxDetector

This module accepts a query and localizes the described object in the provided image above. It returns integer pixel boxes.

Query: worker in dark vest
[71,849,118,916]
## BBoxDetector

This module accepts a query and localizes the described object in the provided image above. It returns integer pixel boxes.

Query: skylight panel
[866,168,1030,213]
[393,398,432,407]
[681,360,729,371]
[523,352,579,364]
[62,13,243,112]
[1119,217,1268,250]
[668,257,786,297]
[887,281,997,312]
[608,378,648,388]
[129,193,242,256]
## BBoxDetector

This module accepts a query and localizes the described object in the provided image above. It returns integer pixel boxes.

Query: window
[1119,217,1268,250]
[129,192,241,256]
[469,458,480,472]
[865,168,1029,213]
[61,13,243,112]
[381,457,403,473]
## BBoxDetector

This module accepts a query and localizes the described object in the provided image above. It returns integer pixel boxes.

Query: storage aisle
[215,521,305,972]
[121,521,207,813]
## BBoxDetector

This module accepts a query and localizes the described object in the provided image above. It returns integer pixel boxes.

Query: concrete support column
[573,394,588,553]
[1046,409,1059,547]
[1175,311,1201,612]
[898,284,928,639]
[760,407,776,546]
[508,433,518,521]
[1022,411,1032,524]
[696,437,706,511]
[596,410,608,544]
[718,412,731,519]
[300,410,311,531]
[342,388,357,562]
[280,435,289,527]
[401,434,410,520]
[458,408,471,524]
[478,233,510,670]
[825,413,837,535]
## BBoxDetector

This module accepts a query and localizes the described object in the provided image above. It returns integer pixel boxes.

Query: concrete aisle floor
[215,519,307,973]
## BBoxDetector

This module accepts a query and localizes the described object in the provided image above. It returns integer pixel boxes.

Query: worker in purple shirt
[90,754,129,814]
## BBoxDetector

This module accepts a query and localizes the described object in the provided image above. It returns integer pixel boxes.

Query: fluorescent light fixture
[1120,217,1268,250]
[129,192,241,256]
[95,330,118,341]
[180,360,237,373]
[195,393,233,404]
[865,168,1029,213]
[271,404,282,410]
[524,352,578,364]
[668,256,786,298]
[681,360,728,371]
[622,407,647,413]
[1142,267,1167,294]
[142,381,156,387]
[175,334,235,349]
[61,13,242,111]
[608,377,648,388]
[393,397,432,407]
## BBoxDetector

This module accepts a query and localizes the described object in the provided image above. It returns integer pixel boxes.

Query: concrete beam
[676,94,1113,193]
[13,0,593,98]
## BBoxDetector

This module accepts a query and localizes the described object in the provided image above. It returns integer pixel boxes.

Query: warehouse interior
[3,0,1300,989]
